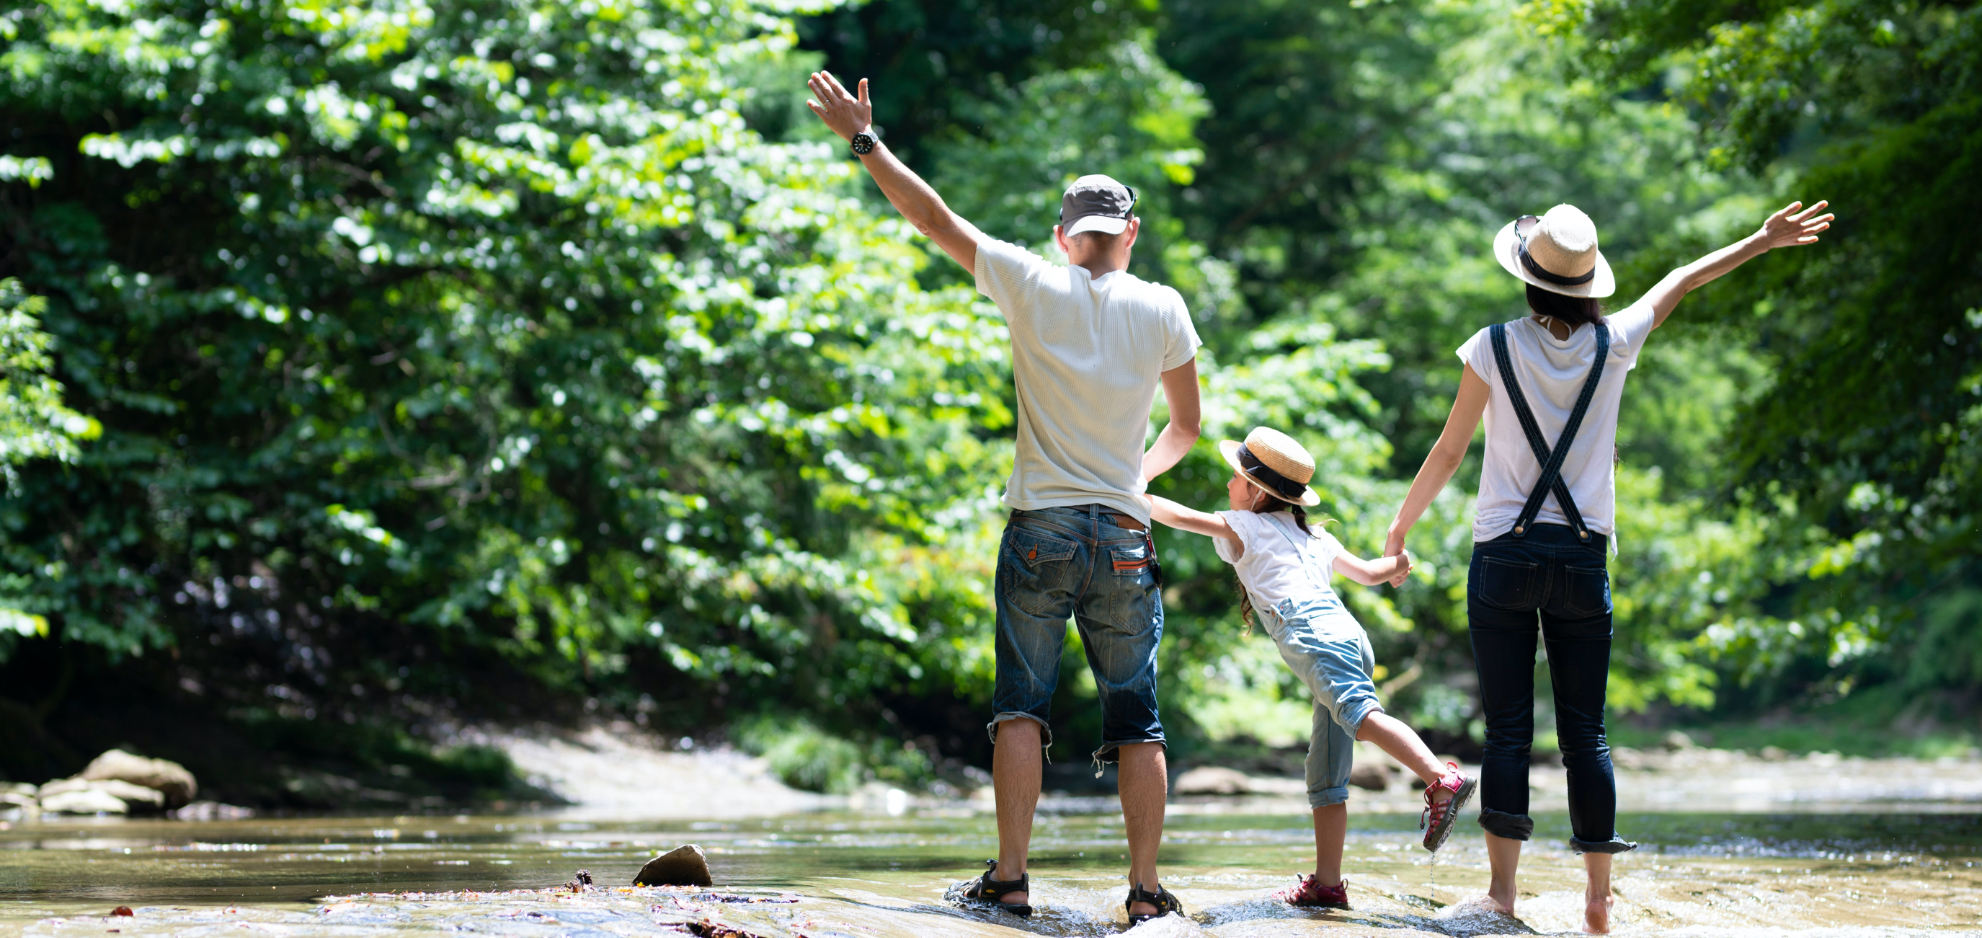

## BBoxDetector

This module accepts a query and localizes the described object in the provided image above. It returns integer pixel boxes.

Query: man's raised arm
[806,72,986,272]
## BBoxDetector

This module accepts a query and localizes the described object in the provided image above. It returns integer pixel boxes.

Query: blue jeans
[1258,595,1383,808]
[989,505,1165,767]
[1468,523,1634,854]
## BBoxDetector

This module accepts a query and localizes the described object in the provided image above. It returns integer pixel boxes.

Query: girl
[1383,199,1832,933]
[1148,426,1474,910]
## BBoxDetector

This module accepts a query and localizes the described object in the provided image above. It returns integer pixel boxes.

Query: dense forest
[0,0,1976,803]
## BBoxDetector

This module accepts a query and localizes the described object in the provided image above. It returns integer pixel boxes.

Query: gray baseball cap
[1060,174,1137,237]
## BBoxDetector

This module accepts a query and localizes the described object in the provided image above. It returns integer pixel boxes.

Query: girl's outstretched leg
[1582,852,1613,934]
[1355,711,1447,789]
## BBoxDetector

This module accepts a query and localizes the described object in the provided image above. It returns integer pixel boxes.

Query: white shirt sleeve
[1457,325,1497,388]
[1311,529,1347,578]
[972,239,1050,324]
[1160,287,1203,372]
[1212,510,1256,565]
[1603,302,1658,367]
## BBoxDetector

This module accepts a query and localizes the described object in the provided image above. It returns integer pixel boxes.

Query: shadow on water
[1,809,1978,936]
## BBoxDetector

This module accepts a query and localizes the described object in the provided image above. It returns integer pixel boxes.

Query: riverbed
[2,803,1978,937]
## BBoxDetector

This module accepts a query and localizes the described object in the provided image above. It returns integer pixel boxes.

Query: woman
[1382,199,1832,934]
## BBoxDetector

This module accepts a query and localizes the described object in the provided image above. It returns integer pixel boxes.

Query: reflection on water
[1,808,1977,936]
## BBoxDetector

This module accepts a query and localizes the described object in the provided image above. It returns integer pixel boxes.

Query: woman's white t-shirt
[1212,510,1346,616]
[1456,304,1658,542]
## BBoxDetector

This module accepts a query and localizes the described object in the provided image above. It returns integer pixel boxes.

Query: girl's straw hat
[1218,427,1321,507]
[1492,204,1616,298]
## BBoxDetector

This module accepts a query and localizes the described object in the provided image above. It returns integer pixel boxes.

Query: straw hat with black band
[1218,427,1321,508]
[1491,203,1616,299]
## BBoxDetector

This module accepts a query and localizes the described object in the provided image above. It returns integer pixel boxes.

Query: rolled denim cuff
[1570,835,1639,855]
[1478,807,1534,840]
[1308,785,1351,808]
[987,712,1054,754]
[1090,737,1165,776]
[1337,698,1384,740]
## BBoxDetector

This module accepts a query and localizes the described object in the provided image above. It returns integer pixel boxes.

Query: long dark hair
[1526,283,1605,328]
[1235,493,1324,636]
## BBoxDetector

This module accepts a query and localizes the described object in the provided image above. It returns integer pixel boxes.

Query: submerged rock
[82,750,198,807]
[635,844,713,887]
[41,787,130,814]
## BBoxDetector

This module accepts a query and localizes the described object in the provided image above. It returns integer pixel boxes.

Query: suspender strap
[1489,320,1610,541]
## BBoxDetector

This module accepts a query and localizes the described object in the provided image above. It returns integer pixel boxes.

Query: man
[805,73,1202,924]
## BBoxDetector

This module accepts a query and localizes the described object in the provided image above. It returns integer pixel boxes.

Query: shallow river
[3,804,1979,937]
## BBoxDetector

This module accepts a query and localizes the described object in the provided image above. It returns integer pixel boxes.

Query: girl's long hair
[1526,283,1605,327]
[1235,492,1322,636]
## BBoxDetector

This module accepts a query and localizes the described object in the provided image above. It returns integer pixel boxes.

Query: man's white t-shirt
[1212,510,1348,624]
[1456,304,1658,542]
[975,239,1202,525]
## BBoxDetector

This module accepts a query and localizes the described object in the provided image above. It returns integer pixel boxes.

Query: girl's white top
[1455,304,1657,542]
[1213,510,1347,614]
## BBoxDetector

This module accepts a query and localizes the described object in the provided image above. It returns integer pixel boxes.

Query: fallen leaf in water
[110,908,134,917]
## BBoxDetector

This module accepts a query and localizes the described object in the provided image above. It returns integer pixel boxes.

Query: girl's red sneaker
[1421,761,1478,851]
[1275,874,1349,909]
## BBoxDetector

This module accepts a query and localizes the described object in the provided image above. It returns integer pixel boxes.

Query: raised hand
[805,72,871,143]
[1757,200,1834,250]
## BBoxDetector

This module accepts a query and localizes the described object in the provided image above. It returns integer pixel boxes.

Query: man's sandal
[1420,761,1478,852]
[955,859,1032,917]
[1125,881,1184,926]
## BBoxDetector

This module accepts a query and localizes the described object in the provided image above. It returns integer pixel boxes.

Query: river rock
[1348,761,1395,791]
[81,750,198,808]
[1173,766,1250,795]
[40,787,130,814]
[634,844,713,887]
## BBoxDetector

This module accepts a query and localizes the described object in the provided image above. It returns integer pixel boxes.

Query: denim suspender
[1489,320,1609,542]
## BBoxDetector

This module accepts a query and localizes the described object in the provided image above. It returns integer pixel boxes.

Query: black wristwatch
[849,127,876,156]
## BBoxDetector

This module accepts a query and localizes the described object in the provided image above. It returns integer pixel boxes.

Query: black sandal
[955,859,1033,917]
[1126,881,1184,926]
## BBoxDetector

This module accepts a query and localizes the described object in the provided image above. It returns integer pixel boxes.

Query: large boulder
[80,750,197,808]
[36,777,167,812]
[634,844,713,887]
[40,787,130,815]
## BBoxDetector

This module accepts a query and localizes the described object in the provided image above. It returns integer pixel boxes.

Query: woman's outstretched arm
[1383,364,1492,582]
[1639,200,1833,329]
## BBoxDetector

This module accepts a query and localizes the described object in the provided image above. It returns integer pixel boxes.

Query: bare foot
[1582,894,1613,934]
[1483,891,1516,917]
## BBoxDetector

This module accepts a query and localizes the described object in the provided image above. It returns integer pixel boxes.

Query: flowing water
[2,803,1979,937]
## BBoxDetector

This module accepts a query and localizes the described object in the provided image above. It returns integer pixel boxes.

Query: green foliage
[1,0,1969,793]
[1557,0,1982,699]
[0,0,1009,745]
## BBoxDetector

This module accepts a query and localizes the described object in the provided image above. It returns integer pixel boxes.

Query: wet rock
[171,801,255,820]
[1,782,35,810]
[1661,731,1697,752]
[1172,766,1250,795]
[36,777,167,812]
[82,750,198,808]
[1348,761,1395,791]
[41,787,130,814]
[635,844,713,887]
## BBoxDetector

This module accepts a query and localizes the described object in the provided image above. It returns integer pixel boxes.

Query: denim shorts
[989,505,1165,768]
[1258,594,1382,808]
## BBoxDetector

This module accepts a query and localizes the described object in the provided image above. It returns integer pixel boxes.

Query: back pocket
[1560,564,1612,620]
[1472,555,1541,611]
[1001,527,1079,618]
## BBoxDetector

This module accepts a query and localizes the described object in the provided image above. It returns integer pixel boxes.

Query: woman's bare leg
[1582,852,1613,934]
[1312,803,1348,885]
[1355,711,1454,801]
[1484,831,1522,914]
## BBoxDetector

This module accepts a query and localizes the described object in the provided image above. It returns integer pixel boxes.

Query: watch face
[850,133,876,155]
